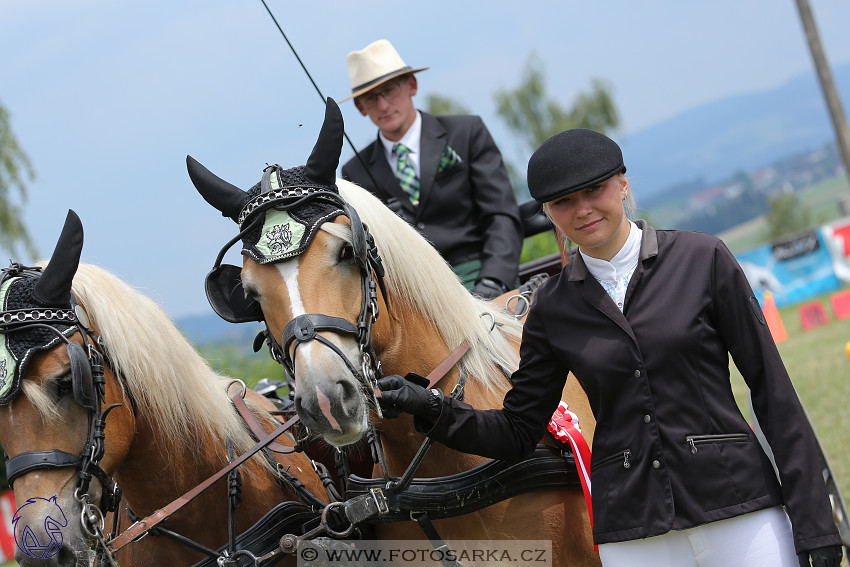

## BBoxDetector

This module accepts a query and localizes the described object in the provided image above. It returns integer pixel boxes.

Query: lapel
[416,112,446,216]
[569,220,660,346]
[364,136,417,217]
[572,255,638,344]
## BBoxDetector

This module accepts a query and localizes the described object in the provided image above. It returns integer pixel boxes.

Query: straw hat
[341,39,428,102]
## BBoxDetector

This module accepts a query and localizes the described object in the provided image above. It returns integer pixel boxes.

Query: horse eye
[338,243,355,264]
[54,377,73,399]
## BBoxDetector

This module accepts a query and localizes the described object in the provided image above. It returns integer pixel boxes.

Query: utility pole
[793,0,850,197]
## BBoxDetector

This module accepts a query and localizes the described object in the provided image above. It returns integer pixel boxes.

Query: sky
[2,0,850,320]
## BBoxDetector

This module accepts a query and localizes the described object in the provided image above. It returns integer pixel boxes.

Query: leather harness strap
[110,413,301,551]
[231,393,296,454]
[426,340,471,389]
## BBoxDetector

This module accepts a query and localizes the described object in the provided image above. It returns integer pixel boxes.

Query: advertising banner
[735,229,842,308]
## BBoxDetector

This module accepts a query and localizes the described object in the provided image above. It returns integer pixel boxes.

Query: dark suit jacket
[341,112,522,287]
[423,221,841,553]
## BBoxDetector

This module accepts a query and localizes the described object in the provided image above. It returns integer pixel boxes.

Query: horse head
[0,211,134,567]
[189,98,387,447]
[189,99,524,458]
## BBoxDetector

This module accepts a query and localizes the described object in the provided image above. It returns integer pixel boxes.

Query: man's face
[354,75,418,141]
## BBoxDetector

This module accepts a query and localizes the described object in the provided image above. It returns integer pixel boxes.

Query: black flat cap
[527,129,626,204]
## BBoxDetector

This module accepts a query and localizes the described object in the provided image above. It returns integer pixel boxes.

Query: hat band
[351,66,412,94]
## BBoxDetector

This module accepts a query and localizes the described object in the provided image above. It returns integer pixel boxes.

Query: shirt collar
[569,219,658,282]
[380,110,422,158]
[580,221,642,282]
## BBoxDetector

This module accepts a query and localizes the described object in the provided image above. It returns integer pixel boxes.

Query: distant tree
[765,191,813,240]
[494,53,619,153]
[0,100,37,258]
[424,94,470,116]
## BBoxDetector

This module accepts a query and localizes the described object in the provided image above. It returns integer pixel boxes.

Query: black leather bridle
[204,180,388,410]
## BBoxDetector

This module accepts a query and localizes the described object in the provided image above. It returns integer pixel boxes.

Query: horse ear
[304,97,344,187]
[33,209,83,307]
[187,155,250,223]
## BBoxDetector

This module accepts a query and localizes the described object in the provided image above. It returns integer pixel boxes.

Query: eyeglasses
[357,78,407,109]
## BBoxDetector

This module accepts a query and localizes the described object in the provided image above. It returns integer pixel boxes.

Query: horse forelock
[50,262,256,454]
[333,180,521,394]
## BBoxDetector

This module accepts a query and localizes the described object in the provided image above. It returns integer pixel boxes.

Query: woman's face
[545,173,631,261]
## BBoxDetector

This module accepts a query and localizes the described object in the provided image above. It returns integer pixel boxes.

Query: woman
[377,129,843,567]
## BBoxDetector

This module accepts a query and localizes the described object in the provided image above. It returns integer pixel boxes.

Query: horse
[187,98,600,566]
[0,210,330,567]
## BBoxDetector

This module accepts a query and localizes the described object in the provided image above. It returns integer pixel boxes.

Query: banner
[736,228,842,308]
[820,216,850,283]
[0,489,15,561]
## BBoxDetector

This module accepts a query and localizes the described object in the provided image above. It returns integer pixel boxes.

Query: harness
[203,178,583,565]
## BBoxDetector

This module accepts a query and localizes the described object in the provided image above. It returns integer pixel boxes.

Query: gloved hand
[798,545,843,567]
[471,277,507,300]
[377,374,442,421]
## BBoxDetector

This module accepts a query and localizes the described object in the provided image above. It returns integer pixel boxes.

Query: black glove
[471,277,507,299]
[377,374,442,420]
[798,545,843,567]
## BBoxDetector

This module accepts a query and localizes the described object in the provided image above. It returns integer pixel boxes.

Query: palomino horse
[0,211,329,567]
[188,99,600,566]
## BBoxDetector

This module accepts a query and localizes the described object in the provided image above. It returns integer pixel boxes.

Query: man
[340,39,523,299]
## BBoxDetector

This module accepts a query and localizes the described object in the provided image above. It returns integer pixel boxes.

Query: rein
[109,412,302,551]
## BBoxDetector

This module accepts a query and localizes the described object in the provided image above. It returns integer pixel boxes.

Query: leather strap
[110,414,300,551]
[426,340,471,389]
[6,450,82,486]
[231,394,295,454]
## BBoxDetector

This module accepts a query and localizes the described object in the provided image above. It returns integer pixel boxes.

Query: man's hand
[377,374,442,420]
[471,277,507,299]
[798,545,843,567]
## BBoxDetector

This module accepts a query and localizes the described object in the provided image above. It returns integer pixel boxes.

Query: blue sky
[2,0,850,319]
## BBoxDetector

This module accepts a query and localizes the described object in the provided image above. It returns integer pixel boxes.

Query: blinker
[204,264,263,324]
[67,340,96,411]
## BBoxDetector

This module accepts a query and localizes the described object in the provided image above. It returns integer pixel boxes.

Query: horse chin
[16,542,93,567]
[297,402,369,448]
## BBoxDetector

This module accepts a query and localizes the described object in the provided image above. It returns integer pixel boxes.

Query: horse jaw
[11,482,92,567]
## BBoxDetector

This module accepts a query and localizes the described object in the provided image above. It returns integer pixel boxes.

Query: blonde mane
[55,262,258,454]
[326,180,523,394]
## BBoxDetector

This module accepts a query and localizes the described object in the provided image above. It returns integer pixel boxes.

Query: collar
[569,220,658,282]
[581,221,642,282]
[380,110,422,160]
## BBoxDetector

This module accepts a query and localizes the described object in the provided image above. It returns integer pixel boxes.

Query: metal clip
[370,487,389,515]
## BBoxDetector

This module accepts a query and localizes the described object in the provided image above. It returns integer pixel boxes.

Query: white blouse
[580,221,642,312]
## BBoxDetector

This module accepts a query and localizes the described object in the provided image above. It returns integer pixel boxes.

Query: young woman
[377,129,843,567]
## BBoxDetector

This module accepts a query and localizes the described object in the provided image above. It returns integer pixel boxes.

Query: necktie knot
[392,143,410,157]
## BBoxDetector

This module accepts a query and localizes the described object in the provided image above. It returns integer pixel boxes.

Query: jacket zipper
[685,433,749,454]
[592,449,631,471]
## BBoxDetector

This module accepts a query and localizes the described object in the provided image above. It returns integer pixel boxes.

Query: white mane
[324,179,523,393]
[60,262,259,454]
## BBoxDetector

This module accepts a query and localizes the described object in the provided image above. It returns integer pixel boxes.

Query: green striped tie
[392,143,420,205]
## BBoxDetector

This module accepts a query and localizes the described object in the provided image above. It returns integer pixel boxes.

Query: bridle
[204,165,389,413]
[0,263,127,552]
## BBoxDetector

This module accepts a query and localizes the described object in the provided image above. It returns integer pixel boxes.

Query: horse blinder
[67,340,97,411]
[205,264,263,324]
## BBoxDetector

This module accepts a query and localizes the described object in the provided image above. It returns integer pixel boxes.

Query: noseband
[0,264,126,521]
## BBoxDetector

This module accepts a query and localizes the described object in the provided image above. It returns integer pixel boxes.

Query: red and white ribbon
[548,401,596,551]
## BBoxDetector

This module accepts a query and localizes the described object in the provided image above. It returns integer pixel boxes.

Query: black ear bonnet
[196,98,385,324]
[0,271,96,410]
